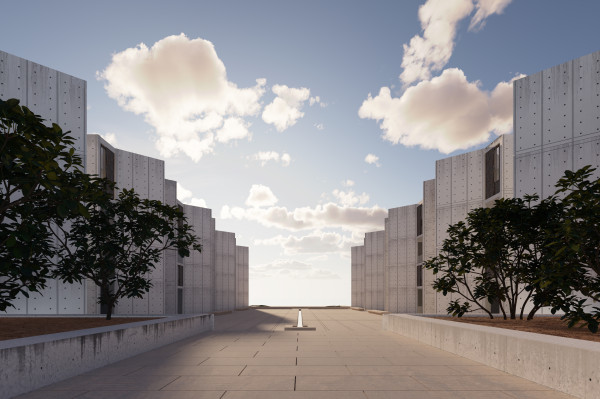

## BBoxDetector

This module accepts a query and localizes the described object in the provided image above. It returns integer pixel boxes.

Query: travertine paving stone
[16,308,577,398]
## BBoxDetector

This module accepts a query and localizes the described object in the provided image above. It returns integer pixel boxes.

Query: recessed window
[485,145,501,199]
[417,265,422,287]
[416,204,423,236]
[100,145,115,197]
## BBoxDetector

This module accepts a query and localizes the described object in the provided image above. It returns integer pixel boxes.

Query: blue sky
[3,0,600,305]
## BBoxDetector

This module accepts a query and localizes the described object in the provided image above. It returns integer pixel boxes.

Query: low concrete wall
[0,314,213,399]
[383,314,599,399]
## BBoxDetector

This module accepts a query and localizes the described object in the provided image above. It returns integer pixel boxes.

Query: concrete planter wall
[0,314,214,399]
[383,314,599,399]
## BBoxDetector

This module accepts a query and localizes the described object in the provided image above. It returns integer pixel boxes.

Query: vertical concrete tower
[1,51,87,315]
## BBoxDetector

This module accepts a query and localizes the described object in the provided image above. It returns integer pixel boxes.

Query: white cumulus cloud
[95,132,118,146]
[262,85,310,131]
[245,184,278,207]
[255,230,360,255]
[332,189,369,207]
[364,154,380,167]
[359,68,519,154]
[251,259,339,279]
[400,0,512,85]
[221,185,387,233]
[98,33,266,162]
[250,151,291,167]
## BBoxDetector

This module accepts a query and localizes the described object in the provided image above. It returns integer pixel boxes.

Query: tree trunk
[105,300,113,320]
[527,304,541,320]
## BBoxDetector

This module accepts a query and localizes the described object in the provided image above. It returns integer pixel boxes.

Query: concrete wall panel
[132,292,148,314]
[116,151,133,190]
[451,154,468,203]
[132,153,149,196]
[148,284,164,314]
[467,150,483,201]
[543,61,573,146]
[515,72,542,152]
[27,62,58,126]
[27,280,56,314]
[0,51,27,100]
[436,207,451,247]
[516,152,542,198]
[574,136,600,180]
[451,203,467,224]
[574,51,600,138]
[148,158,164,201]
[58,73,85,155]
[543,144,572,196]
[58,281,84,314]
[436,158,452,206]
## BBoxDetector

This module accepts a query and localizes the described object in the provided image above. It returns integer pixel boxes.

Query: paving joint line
[157,375,181,391]
[238,365,247,376]
[219,391,227,399]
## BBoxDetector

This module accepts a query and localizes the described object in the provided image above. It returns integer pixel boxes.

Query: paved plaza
[16,309,575,398]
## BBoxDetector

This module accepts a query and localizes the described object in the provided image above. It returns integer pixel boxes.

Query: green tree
[0,98,93,311]
[424,196,560,320]
[546,165,600,332]
[54,188,201,320]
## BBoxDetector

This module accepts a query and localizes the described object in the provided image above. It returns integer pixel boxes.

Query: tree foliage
[424,196,562,320]
[0,98,93,311]
[545,166,600,332]
[54,188,201,319]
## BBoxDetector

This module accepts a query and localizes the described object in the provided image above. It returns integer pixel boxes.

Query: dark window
[177,265,184,287]
[100,283,114,315]
[485,145,501,199]
[418,242,423,257]
[417,288,423,307]
[417,265,422,287]
[100,145,115,197]
[177,205,184,264]
[416,204,423,236]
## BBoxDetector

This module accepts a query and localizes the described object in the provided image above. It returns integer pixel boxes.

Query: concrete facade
[514,49,600,197]
[351,245,365,308]
[351,134,514,314]
[384,204,419,313]
[364,231,385,311]
[236,246,249,309]
[1,50,87,315]
[214,231,237,312]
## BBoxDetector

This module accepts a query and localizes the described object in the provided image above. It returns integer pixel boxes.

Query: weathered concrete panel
[543,144,572,197]
[451,154,468,203]
[467,150,483,201]
[58,72,86,155]
[515,152,542,198]
[543,61,573,146]
[574,135,600,180]
[436,158,452,206]
[0,51,27,100]
[574,51,600,138]
[515,72,542,152]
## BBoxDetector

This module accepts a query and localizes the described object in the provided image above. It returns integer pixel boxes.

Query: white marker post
[297,308,303,328]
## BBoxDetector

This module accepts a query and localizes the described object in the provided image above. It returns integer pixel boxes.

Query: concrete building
[1,50,87,315]
[514,49,600,197]
[0,51,250,316]
[351,134,514,314]
[236,246,249,310]
[384,204,419,313]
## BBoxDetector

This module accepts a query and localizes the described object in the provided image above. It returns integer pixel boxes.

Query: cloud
[251,259,339,279]
[400,0,512,85]
[177,182,208,208]
[262,85,310,131]
[245,184,278,207]
[342,179,355,187]
[95,132,118,146]
[364,154,380,167]
[309,96,327,107]
[359,68,519,153]
[332,189,369,207]
[255,230,360,255]
[469,0,512,31]
[249,151,291,167]
[314,123,324,130]
[221,185,387,233]
[98,33,266,162]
